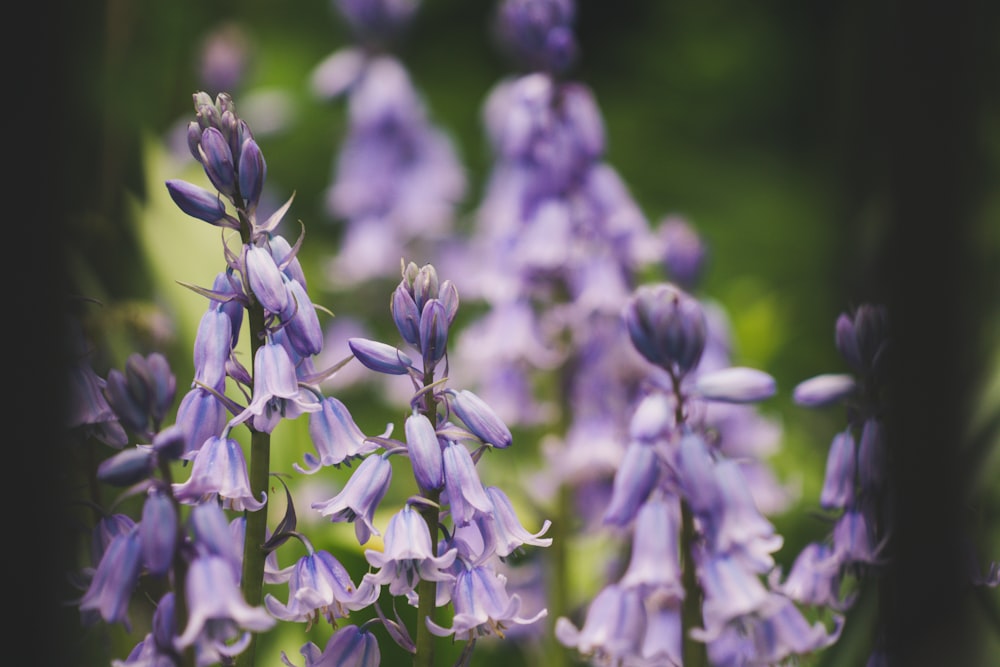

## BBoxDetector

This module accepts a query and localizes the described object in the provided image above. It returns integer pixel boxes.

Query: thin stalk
[680,499,707,667]
[236,204,270,667]
[413,370,440,667]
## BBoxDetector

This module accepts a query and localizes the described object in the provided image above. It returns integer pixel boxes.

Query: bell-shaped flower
[704,460,783,571]
[231,337,322,433]
[442,440,493,526]
[694,551,770,641]
[474,486,552,558]
[172,435,266,512]
[603,440,660,526]
[446,389,513,449]
[113,592,177,667]
[405,412,444,491]
[140,487,177,577]
[175,387,227,458]
[641,594,683,667]
[188,501,244,574]
[312,454,392,545]
[772,541,847,609]
[427,562,547,639]
[79,525,142,630]
[746,594,844,663]
[245,243,289,314]
[281,623,380,667]
[175,555,275,653]
[238,137,266,209]
[833,510,884,565]
[391,281,422,346]
[820,430,857,510]
[364,504,458,596]
[619,494,683,599]
[555,583,646,665]
[280,278,324,358]
[265,548,378,626]
[193,307,232,392]
[296,396,382,474]
[858,418,886,492]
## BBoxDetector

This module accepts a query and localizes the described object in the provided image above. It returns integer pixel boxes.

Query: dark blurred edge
[877,0,1000,665]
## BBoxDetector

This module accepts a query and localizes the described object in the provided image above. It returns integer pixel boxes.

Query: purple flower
[281,623,380,667]
[746,594,844,663]
[405,412,444,491]
[230,337,322,433]
[175,387,227,458]
[475,486,552,559]
[555,584,646,664]
[348,337,416,375]
[175,555,275,653]
[245,243,289,314]
[772,541,847,609]
[364,504,458,596]
[793,373,856,407]
[619,494,683,599]
[265,549,378,625]
[193,307,232,392]
[447,389,513,449]
[172,435,266,512]
[296,396,382,474]
[140,487,177,577]
[165,179,235,227]
[280,278,324,358]
[694,366,777,404]
[79,525,142,630]
[602,441,659,527]
[312,454,392,544]
[427,562,547,639]
[442,440,493,526]
[820,431,857,510]
[694,552,770,641]
[623,283,707,378]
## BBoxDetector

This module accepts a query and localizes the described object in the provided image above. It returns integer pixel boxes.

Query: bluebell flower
[112,592,176,667]
[602,440,659,527]
[793,372,856,407]
[694,551,771,642]
[264,548,378,627]
[446,388,513,449]
[280,623,381,667]
[623,283,707,378]
[79,525,142,630]
[140,487,178,577]
[348,337,416,375]
[404,412,444,491]
[312,453,393,544]
[174,555,275,655]
[175,387,227,458]
[820,431,857,510]
[426,561,547,639]
[555,583,646,665]
[363,503,458,597]
[618,494,683,599]
[771,541,848,609]
[245,243,290,315]
[296,396,383,473]
[230,336,322,433]
[188,500,244,574]
[165,179,237,228]
[193,307,232,392]
[172,435,266,511]
[280,278,324,358]
[474,486,552,558]
[742,594,843,664]
[493,0,577,74]
[441,440,493,526]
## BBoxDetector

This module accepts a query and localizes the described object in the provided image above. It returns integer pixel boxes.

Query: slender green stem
[543,480,571,667]
[413,370,440,667]
[680,499,707,667]
[235,205,270,667]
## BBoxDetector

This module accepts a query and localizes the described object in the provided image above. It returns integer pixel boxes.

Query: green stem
[413,370,440,667]
[680,499,707,667]
[235,205,270,667]
[543,480,571,667]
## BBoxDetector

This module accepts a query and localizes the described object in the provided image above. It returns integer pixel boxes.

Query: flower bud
[391,283,421,347]
[623,283,706,377]
[238,137,266,207]
[419,299,449,370]
[348,338,415,375]
[694,366,776,403]
[198,126,236,197]
[792,373,856,407]
[245,244,289,314]
[97,447,155,486]
[141,487,178,576]
[165,179,230,226]
[412,264,440,312]
[447,389,513,449]
[405,413,444,491]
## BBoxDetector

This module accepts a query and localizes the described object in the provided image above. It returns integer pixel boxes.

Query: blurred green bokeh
[50,1,1000,666]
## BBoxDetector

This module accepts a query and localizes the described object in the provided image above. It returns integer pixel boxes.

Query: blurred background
[33,0,1000,665]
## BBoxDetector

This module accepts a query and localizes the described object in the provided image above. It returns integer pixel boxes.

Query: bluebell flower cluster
[554,283,839,666]
[311,0,466,286]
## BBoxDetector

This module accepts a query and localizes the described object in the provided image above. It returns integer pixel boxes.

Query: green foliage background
[38,0,1000,665]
